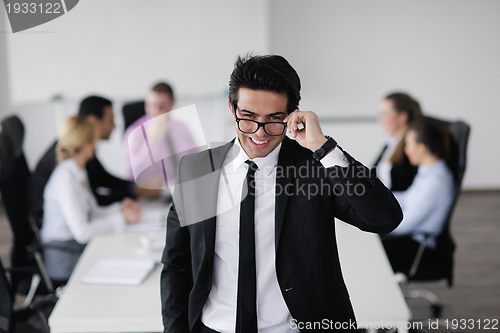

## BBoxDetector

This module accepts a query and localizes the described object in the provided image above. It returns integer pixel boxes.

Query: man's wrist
[309,136,328,152]
[312,136,337,161]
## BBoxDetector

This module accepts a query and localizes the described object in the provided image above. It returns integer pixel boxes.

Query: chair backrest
[0,115,23,182]
[122,101,146,132]
[0,258,13,333]
[426,116,470,228]
[413,116,470,286]
[0,116,38,294]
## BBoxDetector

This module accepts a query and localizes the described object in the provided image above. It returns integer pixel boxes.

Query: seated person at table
[40,116,142,282]
[374,92,423,191]
[28,96,137,227]
[382,118,455,275]
[123,82,198,198]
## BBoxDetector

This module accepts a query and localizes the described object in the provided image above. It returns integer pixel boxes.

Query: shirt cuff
[112,213,127,232]
[106,202,127,231]
[320,146,350,168]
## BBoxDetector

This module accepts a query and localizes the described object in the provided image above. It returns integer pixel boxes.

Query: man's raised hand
[286,110,328,152]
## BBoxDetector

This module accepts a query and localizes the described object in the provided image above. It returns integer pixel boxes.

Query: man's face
[145,91,174,118]
[231,88,288,159]
[97,105,115,140]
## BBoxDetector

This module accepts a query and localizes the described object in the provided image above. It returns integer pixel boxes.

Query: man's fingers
[288,111,304,136]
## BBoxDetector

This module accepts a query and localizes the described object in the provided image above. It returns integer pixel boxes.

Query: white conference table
[49,219,410,333]
[335,220,411,332]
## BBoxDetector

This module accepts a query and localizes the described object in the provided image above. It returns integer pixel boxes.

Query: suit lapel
[202,140,235,276]
[275,136,298,252]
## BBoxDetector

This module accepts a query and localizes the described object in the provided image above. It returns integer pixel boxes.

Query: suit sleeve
[86,158,137,205]
[160,157,192,333]
[326,147,403,234]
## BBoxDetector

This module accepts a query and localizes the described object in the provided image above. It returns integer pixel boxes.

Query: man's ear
[86,114,99,124]
[398,111,409,126]
[167,98,175,112]
[228,100,236,121]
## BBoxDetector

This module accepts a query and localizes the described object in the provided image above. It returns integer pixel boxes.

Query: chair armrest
[408,234,431,279]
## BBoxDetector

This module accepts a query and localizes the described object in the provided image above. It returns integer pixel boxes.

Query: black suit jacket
[161,137,402,332]
[373,144,418,192]
[27,140,136,225]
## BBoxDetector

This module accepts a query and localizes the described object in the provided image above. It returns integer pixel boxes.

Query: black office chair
[0,116,55,306]
[400,116,470,317]
[122,100,146,132]
[0,257,54,333]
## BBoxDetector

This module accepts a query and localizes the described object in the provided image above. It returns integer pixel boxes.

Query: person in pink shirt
[124,82,198,199]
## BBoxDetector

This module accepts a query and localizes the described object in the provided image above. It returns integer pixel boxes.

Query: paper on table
[81,258,158,286]
[126,207,167,233]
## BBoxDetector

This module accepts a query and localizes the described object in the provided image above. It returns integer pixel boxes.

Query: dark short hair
[151,82,175,100]
[229,54,301,114]
[411,118,453,169]
[78,96,112,119]
[385,92,423,126]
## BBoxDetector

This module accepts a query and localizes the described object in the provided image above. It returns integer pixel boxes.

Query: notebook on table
[81,258,159,286]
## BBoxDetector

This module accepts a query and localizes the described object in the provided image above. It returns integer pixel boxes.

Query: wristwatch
[312,136,337,161]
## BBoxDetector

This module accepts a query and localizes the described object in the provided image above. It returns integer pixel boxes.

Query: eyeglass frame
[233,109,288,137]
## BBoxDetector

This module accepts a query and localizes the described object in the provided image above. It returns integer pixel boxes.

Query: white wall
[2,0,500,189]
[0,10,10,115]
[5,0,269,104]
[270,0,500,190]
[2,0,268,178]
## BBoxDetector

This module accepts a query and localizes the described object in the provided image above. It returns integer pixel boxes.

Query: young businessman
[123,82,198,198]
[161,55,403,333]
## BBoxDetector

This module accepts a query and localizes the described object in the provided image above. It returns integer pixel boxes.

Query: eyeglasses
[234,112,287,136]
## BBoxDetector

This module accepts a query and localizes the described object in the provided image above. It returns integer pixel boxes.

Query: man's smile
[250,137,269,145]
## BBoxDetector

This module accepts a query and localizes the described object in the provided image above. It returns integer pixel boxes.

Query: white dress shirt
[40,158,126,245]
[377,134,403,189]
[202,137,348,333]
[390,159,454,248]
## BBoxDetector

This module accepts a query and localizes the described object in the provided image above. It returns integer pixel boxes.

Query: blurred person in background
[28,96,137,227]
[40,116,142,283]
[123,82,198,199]
[374,92,423,191]
[382,118,455,275]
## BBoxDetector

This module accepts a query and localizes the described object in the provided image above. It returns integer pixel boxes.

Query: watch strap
[312,136,337,161]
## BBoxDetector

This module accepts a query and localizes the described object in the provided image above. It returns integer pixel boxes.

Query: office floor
[406,190,500,324]
[1,191,499,330]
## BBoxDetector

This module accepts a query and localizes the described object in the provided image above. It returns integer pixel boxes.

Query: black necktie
[236,160,258,333]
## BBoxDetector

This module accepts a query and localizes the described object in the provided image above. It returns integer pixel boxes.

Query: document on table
[81,258,159,286]
[126,207,167,232]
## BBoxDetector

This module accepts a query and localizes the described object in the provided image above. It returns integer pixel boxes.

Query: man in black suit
[28,96,137,225]
[161,55,403,332]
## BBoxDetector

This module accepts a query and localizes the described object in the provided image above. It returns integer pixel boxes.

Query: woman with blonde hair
[40,116,141,283]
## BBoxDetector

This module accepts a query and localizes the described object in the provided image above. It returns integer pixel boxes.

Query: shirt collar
[418,159,447,174]
[63,158,87,183]
[231,137,282,177]
[386,133,403,148]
